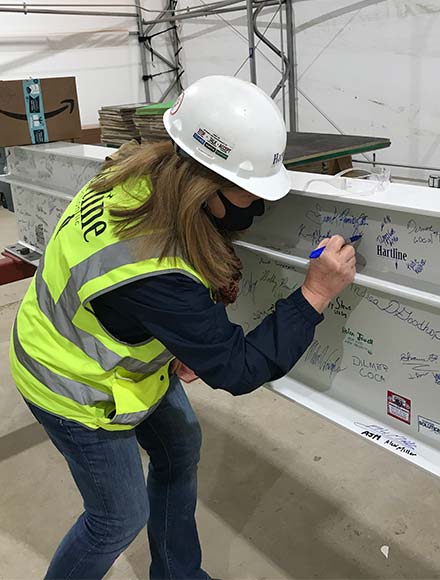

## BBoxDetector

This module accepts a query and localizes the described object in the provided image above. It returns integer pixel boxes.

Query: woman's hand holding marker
[302,235,357,313]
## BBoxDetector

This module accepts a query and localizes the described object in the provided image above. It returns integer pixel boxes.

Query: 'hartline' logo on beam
[376,245,408,261]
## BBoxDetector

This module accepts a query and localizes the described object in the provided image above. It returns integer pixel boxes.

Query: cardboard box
[0,77,81,147]
[73,124,101,145]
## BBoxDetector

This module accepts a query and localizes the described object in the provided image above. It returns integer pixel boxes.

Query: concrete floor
[1,206,440,580]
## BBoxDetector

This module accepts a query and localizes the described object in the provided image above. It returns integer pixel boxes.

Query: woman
[10,76,356,580]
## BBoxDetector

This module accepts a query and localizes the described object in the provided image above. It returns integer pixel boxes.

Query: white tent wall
[0,0,439,177]
[178,3,290,118]
[0,0,172,125]
[179,0,440,178]
[293,0,440,178]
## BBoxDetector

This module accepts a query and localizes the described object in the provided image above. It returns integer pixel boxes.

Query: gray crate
[0,142,115,250]
[0,147,13,211]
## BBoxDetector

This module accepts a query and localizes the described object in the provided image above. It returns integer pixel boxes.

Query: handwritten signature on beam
[304,340,346,380]
[354,422,417,452]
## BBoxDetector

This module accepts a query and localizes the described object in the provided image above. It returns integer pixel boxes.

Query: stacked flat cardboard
[134,101,173,143]
[98,102,145,146]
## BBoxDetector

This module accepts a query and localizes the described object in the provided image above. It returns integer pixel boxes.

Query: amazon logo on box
[0,77,81,147]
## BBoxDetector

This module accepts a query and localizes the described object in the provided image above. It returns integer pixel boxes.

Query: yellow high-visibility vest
[10,175,208,430]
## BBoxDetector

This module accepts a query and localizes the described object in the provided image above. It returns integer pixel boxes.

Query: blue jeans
[27,377,209,580]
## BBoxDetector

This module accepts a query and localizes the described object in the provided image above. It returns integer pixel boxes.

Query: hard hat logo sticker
[272,152,284,166]
[170,92,184,116]
[192,127,233,160]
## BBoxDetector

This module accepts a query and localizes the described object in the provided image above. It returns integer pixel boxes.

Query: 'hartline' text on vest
[80,189,108,242]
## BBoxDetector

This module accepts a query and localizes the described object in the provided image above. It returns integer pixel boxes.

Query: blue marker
[309,234,362,259]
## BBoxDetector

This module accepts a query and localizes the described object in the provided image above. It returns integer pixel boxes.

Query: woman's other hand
[171,359,199,383]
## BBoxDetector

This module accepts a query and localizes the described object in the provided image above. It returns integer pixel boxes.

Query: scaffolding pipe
[141,0,280,26]
[144,7,169,35]
[0,0,246,12]
[0,1,283,23]
[148,0,250,24]
[354,159,440,173]
[141,4,174,97]
[168,0,183,94]
[145,43,177,71]
[246,0,257,83]
[0,5,137,16]
[253,3,288,99]
[279,0,286,120]
[1,0,255,6]
[144,0,248,16]
[160,71,184,101]
[140,1,183,102]
[284,0,297,131]
[135,0,150,102]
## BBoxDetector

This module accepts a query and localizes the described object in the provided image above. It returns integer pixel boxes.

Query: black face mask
[207,190,265,232]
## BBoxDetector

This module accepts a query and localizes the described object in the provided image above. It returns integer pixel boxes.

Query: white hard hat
[163,75,291,201]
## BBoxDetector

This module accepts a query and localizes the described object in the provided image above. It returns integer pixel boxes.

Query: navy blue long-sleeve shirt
[91,274,324,396]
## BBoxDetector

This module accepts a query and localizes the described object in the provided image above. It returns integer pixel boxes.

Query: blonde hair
[90,140,241,291]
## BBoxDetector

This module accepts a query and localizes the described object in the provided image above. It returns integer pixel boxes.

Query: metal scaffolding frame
[0,0,298,130]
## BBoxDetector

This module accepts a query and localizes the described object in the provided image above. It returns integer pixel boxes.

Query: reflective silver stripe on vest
[109,347,173,375]
[111,399,162,426]
[33,238,190,374]
[13,323,113,406]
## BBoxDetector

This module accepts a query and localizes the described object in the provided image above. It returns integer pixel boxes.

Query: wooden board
[284,132,391,168]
